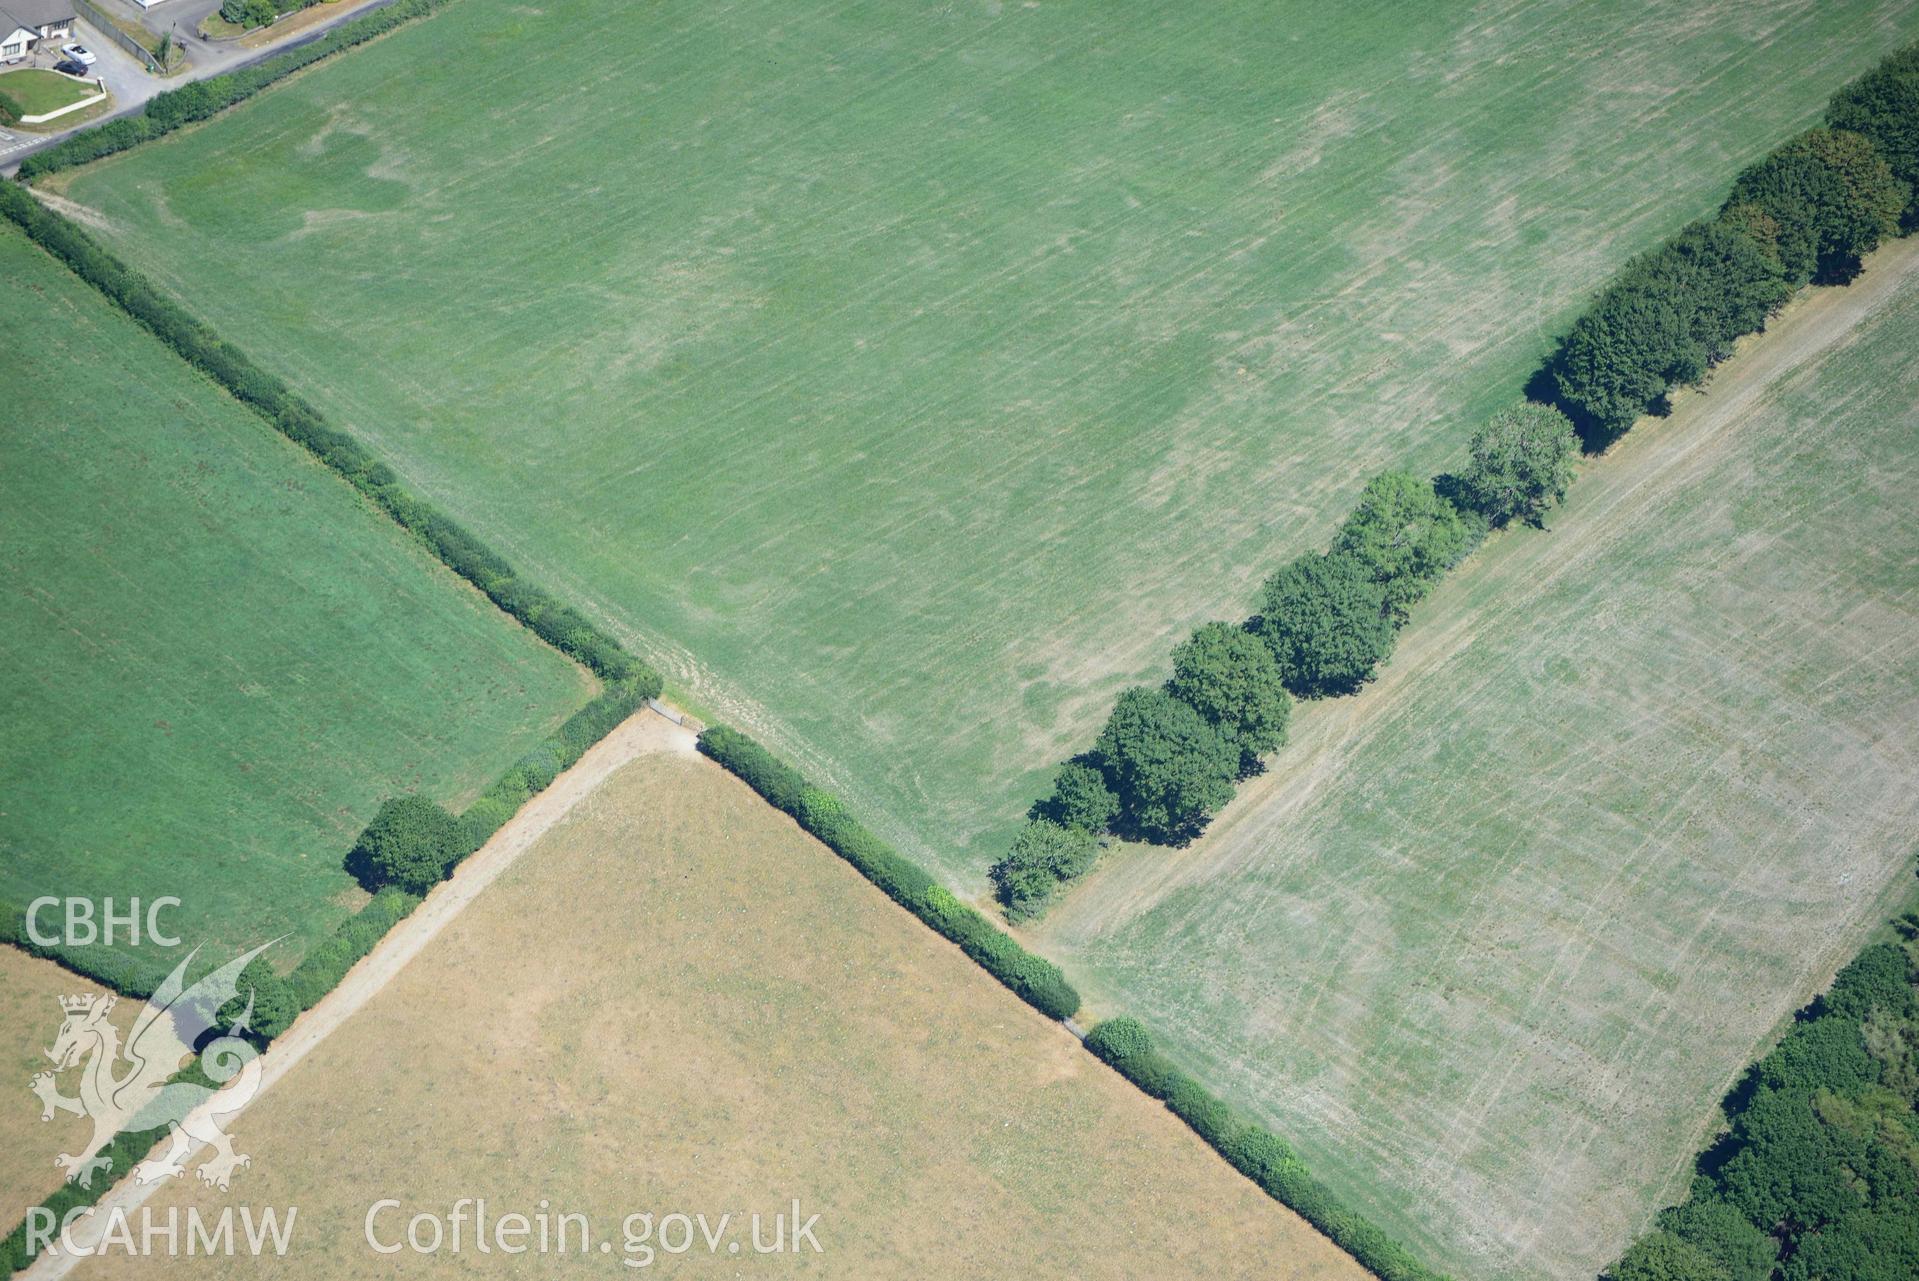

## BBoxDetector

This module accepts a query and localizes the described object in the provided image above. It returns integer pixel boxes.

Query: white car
[59,43,96,68]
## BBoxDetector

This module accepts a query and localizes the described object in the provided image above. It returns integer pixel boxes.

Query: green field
[1035,246,1919,1280]
[0,222,591,986]
[56,0,1919,890]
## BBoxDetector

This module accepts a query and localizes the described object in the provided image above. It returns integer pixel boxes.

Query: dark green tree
[1167,622,1292,774]
[1255,553,1394,698]
[1827,43,1919,230]
[1660,219,1792,359]
[1092,687,1239,843]
[1609,1232,1731,1281]
[1029,759,1122,833]
[1552,275,1695,440]
[989,819,1099,923]
[349,795,459,894]
[217,955,298,1042]
[1654,1198,1778,1281]
[1724,129,1906,282]
[1457,403,1578,527]
[1333,470,1470,621]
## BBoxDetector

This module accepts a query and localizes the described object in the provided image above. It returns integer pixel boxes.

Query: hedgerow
[0,898,159,998]
[0,182,657,693]
[1082,1016,1449,1281]
[18,0,457,181]
[696,726,1080,1022]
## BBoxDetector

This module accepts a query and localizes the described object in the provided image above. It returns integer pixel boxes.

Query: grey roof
[0,0,75,31]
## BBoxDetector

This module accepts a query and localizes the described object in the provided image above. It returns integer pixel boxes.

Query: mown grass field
[56,0,1919,889]
[1035,243,1919,1281]
[0,222,591,986]
[71,752,1368,1279]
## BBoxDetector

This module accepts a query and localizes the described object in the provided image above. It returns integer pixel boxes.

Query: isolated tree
[1029,759,1121,833]
[349,795,459,895]
[1092,687,1238,843]
[1609,1232,1731,1281]
[1255,553,1394,698]
[1332,470,1470,621]
[1827,43,1919,229]
[989,819,1099,923]
[1166,622,1292,773]
[1458,403,1578,528]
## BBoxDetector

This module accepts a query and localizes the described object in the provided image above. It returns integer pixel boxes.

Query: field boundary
[0,181,669,1272]
[3,708,699,1278]
[696,726,1447,1281]
[18,0,452,179]
[998,40,1919,922]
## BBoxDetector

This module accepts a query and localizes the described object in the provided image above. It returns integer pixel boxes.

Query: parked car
[59,43,96,67]
[53,59,88,77]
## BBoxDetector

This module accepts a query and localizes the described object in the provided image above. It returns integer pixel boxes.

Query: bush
[1084,1015,1152,1060]
[1255,552,1395,698]
[1082,1016,1183,1098]
[1164,1074,1239,1147]
[696,726,1079,1022]
[0,897,160,998]
[0,92,20,127]
[1081,1015,1446,1281]
[989,819,1098,923]
[1457,403,1579,527]
[917,886,1081,1020]
[1166,622,1292,774]
[1028,758,1121,833]
[349,795,459,894]
[1827,42,1919,230]
[1092,687,1239,843]
[216,955,298,1042]
[1222,1125,1302,1186]
[1333,470,1472,621]
[220,0,276,26]
[285,889,418,1010]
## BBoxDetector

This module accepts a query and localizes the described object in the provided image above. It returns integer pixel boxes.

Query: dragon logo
[30,942,276,1192]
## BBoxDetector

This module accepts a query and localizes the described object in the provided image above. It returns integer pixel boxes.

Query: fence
[73,0,169,73]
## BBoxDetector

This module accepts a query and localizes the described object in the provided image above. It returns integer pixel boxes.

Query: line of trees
[1606,901,1919,1281]
[992,420,1575,921]
[1546,46,1918,447]
[993,39,1919,927]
